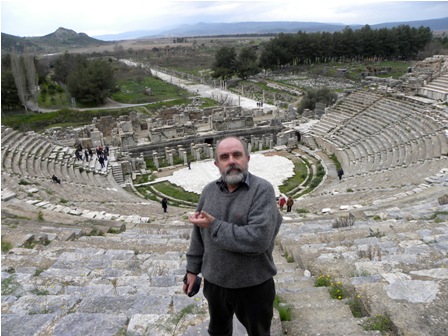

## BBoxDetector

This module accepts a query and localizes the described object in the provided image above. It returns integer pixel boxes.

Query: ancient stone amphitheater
[2,80,448,334]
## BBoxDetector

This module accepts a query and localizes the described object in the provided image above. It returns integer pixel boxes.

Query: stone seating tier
[317,91,448,176]
[3,196,447,336]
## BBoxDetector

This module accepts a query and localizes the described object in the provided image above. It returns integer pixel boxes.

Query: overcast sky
[1,0,447,37]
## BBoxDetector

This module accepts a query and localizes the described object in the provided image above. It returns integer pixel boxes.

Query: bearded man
[183,136,283,336]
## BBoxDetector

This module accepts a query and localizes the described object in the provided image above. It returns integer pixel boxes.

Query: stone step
[282,319,378,336]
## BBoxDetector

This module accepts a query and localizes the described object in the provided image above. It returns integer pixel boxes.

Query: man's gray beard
[222,165,246,185]
[223,171,244,185]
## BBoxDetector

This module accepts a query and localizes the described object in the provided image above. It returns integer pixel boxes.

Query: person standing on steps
[161,197,168,213]
[183,136,282,336]
[286,196,294,213]
[278,194,286,211]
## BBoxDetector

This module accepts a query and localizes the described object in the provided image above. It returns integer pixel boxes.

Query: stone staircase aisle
[273,245,377,336]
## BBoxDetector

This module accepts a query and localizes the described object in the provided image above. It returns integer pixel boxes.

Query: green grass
[151,181,200,204]
[1,239,13,252]
[282,249,295,263]
[37,211,44,221]
[1,276,19,295]
[30,288,50,296]
[1,98,190,132]
[362,314,395,333]
[38,84,71,109]
[278,160,308,194]
[85,228,105,237]
[133,173,156,184]
[168,303,204,335]
[329,154,342,171]
[273,295,292,321]
[304,162,325,190]
[18,179,32,185]
[112,76,192,103]
[347,295,368,318]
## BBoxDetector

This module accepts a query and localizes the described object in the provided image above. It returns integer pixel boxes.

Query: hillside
[1,27,110,54]
[96,17,448,40]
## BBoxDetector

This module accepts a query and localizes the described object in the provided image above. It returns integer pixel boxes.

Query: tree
[10,48,29,111]
[53,51,86,84]
[67,58,116,105]
[297,88,338,114]
[211,46,237,79]
[1,54,21,111]
[259,24,432,66]
[235,47,260,79]
[23,47,39,104]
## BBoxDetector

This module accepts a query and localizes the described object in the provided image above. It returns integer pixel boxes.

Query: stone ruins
[1,55,448,335]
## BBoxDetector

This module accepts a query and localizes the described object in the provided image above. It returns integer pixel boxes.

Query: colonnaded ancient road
[149,67,277,112]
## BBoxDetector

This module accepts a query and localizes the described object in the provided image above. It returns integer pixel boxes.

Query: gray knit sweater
[186,173,283,288]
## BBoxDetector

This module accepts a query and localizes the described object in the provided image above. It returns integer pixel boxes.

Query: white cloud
[1,0,447,37]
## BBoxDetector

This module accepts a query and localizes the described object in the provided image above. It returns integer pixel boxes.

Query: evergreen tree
[67,58,115,105]
[211,46,237,79]
[235,47,260,79]
[1,56,21,111]
[10,48,29,111]
[297,88,338,114]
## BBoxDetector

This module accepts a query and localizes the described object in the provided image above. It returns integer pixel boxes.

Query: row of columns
[152,143,215,170]
[150,136,276,170]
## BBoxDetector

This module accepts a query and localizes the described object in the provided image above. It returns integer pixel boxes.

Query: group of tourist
[74,144,110,169]
[278,194,294,212]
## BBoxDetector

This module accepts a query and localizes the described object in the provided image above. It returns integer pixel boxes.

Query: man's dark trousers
[203,278,275,336]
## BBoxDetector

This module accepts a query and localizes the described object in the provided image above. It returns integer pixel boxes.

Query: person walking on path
[183,136,282,336]
[161,197,168,213]
[286,196,294,213]
[337,168,344,181]
[98,155,105,168]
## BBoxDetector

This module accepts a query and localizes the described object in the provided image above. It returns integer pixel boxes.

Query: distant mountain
[118,17,448,39]
[151,21,359,38]
[94,29,166,41]
[1,27,110,54]
[2,17,447,52]
[370,17,448,30]
[1,32,42,53]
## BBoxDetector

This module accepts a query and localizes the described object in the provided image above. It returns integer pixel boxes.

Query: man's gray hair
[214,136,249,161]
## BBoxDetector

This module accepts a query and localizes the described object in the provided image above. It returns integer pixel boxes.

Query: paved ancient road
[150,67,276,112]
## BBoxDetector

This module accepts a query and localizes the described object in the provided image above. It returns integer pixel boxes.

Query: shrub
[18,179,31,185]
[273,296,292,321]
[282,250,295,263]
[437,194,448,205]
[1,239,13,252]
[1,276,19,295]
[329,281,348,300]
[30,288,50,296]
[332,213,355,228]
[315,274,332,287]
[347,295,368,318]
[37,211,44,221]
[362,314,394,333]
